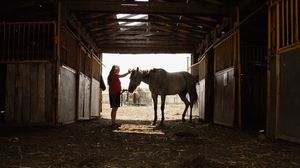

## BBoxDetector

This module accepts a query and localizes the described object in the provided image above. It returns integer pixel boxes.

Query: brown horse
[128,67,198,125]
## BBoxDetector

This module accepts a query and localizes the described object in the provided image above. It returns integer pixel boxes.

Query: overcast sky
[102,53,191,89]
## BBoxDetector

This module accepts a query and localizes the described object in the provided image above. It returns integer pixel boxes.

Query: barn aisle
[0,105,300,168]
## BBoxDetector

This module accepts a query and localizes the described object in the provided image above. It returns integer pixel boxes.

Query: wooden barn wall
[278,48,300,143]
[91,56,102,117]
[267,0,300,143]
[215,35,235,72]
[214,34,237,127]
[5,63,54,124]
[0,22,54,62]
[214,68,235,127]
[61,26,78,69]
[58,66,76,124]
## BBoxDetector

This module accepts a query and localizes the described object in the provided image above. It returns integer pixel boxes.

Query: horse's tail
[186,73,198,106]
[190,79,198,106]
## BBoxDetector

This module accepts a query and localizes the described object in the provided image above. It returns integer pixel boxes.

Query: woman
[107,65,131,127]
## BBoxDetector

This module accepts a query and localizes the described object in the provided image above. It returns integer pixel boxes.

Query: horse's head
[128,67,142,93]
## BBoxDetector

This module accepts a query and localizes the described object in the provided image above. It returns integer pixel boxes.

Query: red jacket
[109,73,121,96]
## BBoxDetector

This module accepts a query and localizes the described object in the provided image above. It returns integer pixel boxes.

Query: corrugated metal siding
[78,73,91,120]
[91,79,100,117]
[58,66,76,124]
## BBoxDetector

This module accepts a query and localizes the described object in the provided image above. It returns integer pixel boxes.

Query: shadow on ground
[0,118,300,168]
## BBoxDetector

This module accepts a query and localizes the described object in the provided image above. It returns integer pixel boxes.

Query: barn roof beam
[100,46,194,54]
[64,1,232,17]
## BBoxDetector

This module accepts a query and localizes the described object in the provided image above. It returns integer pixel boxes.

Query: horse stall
[240,6,268,130]
[269,0,300,143]
[91,55,103,117]
[213,34,238,127]
[0,19,103,126]
[0,22,55,125]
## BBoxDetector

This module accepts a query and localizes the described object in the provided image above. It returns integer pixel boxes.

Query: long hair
[107,65,118,85]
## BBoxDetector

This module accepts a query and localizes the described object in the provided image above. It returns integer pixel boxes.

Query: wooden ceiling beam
[100,46,193,54]
[64,1,231,16]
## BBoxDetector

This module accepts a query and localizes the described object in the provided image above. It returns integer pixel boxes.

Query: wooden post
[275,0,281,138]
[54,0,62,125]
[89,52,94,119]
[234,6,242,128]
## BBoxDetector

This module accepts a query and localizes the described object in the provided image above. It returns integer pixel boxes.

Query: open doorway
[101,53,193,122]
[240,6,268,130]
[0,64,6,123]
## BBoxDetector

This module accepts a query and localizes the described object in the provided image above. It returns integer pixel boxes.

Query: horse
[128,67,198,125]
[100,75,106,91]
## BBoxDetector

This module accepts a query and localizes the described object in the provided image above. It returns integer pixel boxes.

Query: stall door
[79,73,91,120]
[214,68,235,127]
[278,48,300,143]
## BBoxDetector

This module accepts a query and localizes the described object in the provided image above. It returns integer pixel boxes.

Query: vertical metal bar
[296,0,299,42]
[37,23,40,59]
[2,23,5,60]
[17,24,21,60]
[281,0,285,47]
[27,23,30,60]
[11,24,15,60]
[44,24,50,60]
[7,24,10,61]
[290,0,294,44]
[286,0,290,45]
[22,23,25,60]
[32,23,36,60]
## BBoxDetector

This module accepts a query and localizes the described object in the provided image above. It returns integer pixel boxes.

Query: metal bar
[7,24,10,61]
[281,0,284,47]
[37,23,40,59]
[17,24,21,60]
[27,23,30,60]
[22,23,26,60]
[296,0,299,42]
[286,0,289,46]
[291,0,294,43]
[2,23,6,60]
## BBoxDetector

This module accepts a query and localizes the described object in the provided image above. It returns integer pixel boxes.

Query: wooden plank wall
[5,63,53,124]
[278,48,300,143]
[0,22,54,62]
[273,0,300,143]
[213,34,237,127]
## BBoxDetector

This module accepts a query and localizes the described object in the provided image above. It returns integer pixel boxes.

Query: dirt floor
[1,103,300,168]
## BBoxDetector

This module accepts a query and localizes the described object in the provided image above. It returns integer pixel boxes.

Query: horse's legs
[179,92,190,123]
[151,93,158,125]
[160,95,166,126]
[189,100,194,123]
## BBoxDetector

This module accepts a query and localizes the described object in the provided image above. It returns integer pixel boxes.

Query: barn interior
[0,0,300,145]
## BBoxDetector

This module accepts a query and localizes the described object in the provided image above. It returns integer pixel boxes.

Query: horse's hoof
[151,122,156,126]
[182,119,186,123]
[159,122,164,127]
